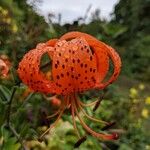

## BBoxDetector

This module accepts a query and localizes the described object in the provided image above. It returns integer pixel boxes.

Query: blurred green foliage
[0,0,150,149]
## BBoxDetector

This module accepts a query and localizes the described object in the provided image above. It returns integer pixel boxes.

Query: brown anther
[74,136,87,148]
[93,89,108,112]
[101,121,116,131]
[93,100,102,112]
[37,137,44,142]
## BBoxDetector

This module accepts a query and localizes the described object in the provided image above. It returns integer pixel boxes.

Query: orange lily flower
[0,58,9,77]
[18,32,121,141]
[0,55,11,78]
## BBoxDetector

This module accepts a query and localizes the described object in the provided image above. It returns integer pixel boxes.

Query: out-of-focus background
[0,0,150,150]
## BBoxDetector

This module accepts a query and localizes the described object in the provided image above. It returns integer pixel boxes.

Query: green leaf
[10,68,21,85]
[0,85,11,104]
[2,137,21,150]
[1,124,9,140]
[1,124,21,150]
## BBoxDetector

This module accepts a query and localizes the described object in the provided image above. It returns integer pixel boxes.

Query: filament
[66,95,71,109]
[47,110,60,119]
[73,96,117,140]
[79,99,99,107]
[76,97,109,125]
[47,96,65,119]
[39,97,66,139]
[71,95,81,138]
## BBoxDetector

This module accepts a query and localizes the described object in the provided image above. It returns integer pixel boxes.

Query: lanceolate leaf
[0,85,11,104]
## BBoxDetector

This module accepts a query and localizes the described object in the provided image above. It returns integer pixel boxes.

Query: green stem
[6,86,17,126]
[9,124,26,150]
[15,92,34,115]
[5,86,26,150]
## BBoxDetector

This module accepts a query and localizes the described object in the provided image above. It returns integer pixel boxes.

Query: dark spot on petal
[80,63,83,68]
[71,67,74,71]
[55,64,58,68]
[65,58,68,62]
[62,64,65,69]
[61,73,64,77]
[84,64,87,68]
[93,69,96,73]
[57,60,59,64]
[90,56,93,61]
[84,45,87,49]
[75,76,78,80]
[56,75,60,79]
[91,77,96,82]
[58,84,62,87]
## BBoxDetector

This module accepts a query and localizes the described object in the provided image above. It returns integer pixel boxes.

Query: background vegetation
[0,0,150,149]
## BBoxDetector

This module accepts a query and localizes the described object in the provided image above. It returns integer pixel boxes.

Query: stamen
[74,136,87,148]
[93,89,107,112]
[79,99,99,107]
[71,96,81,138]
[73,97,118,140]
[93,99,102,112]
[76,98,109,125]
[101,122,116,131]
[47,96,65,119]
[39,100,65,140]
[47,110,60,119]
[66,95,71,109]
[39,109,64,140]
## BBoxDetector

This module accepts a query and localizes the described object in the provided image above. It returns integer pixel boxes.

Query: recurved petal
[17,45,58,94]
[60,31,121,89]
[60,32,110,83]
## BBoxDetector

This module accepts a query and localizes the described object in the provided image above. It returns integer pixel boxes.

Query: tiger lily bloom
[0,58,9,77]
[18,31,121,141]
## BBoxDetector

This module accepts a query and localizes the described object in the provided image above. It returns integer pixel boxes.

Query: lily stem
[5,86,26,150]
[6,86,17,126]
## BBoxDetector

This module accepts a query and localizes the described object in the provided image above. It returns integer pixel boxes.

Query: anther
[101,122,116,131]
[74,136,87,148]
